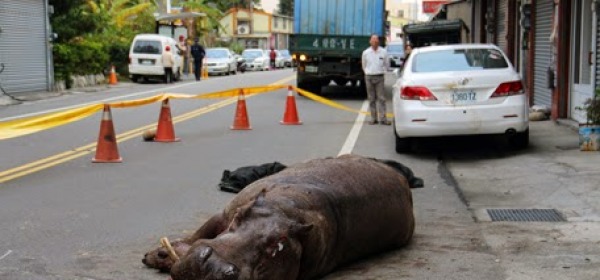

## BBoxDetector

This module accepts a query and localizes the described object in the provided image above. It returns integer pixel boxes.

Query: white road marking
[338,100,368,156]
[0,82,197,122]
[0,250,13,261]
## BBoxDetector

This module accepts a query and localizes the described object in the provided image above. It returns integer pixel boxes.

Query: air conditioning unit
[237,25,249,35]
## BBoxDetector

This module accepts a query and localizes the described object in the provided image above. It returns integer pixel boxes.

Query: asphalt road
[1,69,598,280]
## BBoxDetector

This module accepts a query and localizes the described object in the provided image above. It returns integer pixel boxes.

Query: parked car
[205,48,237,75]
[386,41,404,68]
[274,50,286,68]
[128,34,182,83]
[392,44,529,153]
[278,50,293,67]
[242,49,269,71]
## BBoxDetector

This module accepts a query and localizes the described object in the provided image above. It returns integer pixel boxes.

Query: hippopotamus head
[170,190,312,280]
[142,239,190,272]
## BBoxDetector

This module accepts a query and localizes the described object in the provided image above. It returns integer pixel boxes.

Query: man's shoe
[368,120,379,125]
[380,120,391,125]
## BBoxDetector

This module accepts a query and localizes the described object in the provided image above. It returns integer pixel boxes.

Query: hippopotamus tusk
[160,237,180,261]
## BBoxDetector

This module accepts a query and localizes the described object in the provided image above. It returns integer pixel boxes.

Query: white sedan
[392,44,529,153]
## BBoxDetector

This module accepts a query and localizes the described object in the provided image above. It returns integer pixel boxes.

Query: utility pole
[166,0,172,13]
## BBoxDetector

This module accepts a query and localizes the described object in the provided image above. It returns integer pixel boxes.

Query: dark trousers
[164,67,173,83]
[193,59,202,81]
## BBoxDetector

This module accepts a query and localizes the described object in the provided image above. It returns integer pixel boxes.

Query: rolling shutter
[496,0,508,52]
[0,0,51,94]
[596,8,600,87]
[532,0,553,107]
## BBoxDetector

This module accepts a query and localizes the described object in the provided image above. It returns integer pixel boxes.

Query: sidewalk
[0,82,139,107]
[447,120,600,279]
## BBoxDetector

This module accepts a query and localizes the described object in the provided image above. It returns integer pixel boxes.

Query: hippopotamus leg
[142,214,227,273]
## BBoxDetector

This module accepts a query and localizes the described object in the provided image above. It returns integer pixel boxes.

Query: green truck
[402,19,469,48]
[289,0,387,95]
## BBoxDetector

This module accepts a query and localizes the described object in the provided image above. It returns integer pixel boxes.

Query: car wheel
[131,75,139,83]
[394,122,411,154]
[508,128,529,150]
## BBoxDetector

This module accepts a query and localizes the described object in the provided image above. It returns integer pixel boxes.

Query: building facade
[219,8,293,50]
[441,0,599,124]
[0,0,54,94]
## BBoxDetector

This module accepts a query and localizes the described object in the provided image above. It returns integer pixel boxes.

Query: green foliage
[49,0,157,87]
[577,89,600,125]
[277,0,293,16]
[229,42,244,54]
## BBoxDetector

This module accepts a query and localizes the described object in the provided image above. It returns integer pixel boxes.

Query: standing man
[162,45,175,84]
[190,37,205,81]
[269,47,277,70]
[362,34,390,125]
[176,35,188,76]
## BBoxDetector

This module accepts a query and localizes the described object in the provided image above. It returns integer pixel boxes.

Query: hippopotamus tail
[373,159,424,189]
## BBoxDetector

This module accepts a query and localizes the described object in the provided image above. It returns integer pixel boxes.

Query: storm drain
[487,209,566,222]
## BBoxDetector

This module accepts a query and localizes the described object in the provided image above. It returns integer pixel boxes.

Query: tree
[277,0,293,16]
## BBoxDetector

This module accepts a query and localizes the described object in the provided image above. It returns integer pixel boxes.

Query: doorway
[570,0,595,123]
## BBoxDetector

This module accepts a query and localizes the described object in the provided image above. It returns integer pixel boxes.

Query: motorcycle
[236,56,247,73]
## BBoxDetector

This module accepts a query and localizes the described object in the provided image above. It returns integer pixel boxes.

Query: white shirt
[362,46,388,75]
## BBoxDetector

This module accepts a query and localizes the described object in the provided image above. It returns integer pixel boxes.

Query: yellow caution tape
[293,87,394,118]
[0,85,287,140]
[0,84,390,141]
[0,103,104,140]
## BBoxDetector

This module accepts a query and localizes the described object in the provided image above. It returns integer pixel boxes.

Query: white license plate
[140,60,154,65]
[452,91,476,103]
[305,66,318,73]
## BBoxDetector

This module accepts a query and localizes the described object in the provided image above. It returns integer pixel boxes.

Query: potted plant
[577,88,600,151]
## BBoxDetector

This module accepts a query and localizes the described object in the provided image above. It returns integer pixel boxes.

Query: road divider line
[338,100,369,156]
[0,75,295,184]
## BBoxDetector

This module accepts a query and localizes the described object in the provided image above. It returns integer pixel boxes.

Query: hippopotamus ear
[289,222,313,237]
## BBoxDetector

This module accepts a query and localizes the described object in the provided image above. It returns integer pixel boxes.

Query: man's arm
[361,51,367,73]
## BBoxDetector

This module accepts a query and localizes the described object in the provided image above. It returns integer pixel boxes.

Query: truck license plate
[305,66,318,73]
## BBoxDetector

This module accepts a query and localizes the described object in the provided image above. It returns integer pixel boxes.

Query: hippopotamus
[142,154,416,279]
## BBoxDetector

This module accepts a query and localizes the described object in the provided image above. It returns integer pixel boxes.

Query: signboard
[422,0,448,14]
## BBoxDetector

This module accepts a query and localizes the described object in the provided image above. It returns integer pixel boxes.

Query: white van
[128,34,182,83]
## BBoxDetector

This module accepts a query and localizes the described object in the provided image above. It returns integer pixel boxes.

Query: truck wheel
[358,79,367,97]
[333,78,348,86]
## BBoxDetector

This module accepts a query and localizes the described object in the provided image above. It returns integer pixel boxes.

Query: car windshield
[279,50,291,57]
[133,40,162,54]
[413,48,508,73]
[243,50,262,59]
[387,44,404,53]
[206,49,229,58]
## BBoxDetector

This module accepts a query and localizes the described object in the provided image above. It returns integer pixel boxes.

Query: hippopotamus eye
[157,250,169,259]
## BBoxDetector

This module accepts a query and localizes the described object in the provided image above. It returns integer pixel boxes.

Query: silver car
[242,49,269,71]
[205,48,237,75]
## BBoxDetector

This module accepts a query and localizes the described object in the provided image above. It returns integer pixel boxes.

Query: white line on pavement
[338,100,368,156]
[0,82,197,122]
[0,250,13,261]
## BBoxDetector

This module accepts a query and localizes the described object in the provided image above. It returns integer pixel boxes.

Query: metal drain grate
[487,209,565,222]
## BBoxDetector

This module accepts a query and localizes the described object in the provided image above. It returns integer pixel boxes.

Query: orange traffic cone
[109,65,118,85]
[230,89,251,130]
[154,99,180,142]
[281,85,303,125]
[92,105,122,163]
[202,58,209,79]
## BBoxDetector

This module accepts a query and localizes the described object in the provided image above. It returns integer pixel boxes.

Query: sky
[259,0,278,13]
